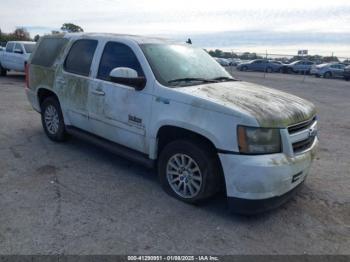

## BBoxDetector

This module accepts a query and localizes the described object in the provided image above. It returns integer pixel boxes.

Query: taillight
[25,63,29,89]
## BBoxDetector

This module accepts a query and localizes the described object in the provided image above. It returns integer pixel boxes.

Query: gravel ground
[0,72,349,255]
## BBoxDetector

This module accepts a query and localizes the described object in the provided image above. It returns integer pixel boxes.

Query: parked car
[310,63,346,78]
[281,60,315,74]
[214,57,230,66]
[0,46,4,52]
[227,58,242,66]
[0,41,36,76]
[237,59,283,73]
[344,65,350,81]
[26,33,318,214]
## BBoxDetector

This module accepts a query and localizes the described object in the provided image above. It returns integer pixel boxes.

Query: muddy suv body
[26,33,318,213]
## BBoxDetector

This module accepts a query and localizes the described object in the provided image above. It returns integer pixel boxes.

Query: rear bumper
[25,87,40,113]
[228,181,304,215]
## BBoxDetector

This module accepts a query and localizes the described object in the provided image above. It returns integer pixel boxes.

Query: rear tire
[0,64,7,76]
[41,97,68,142]
[158,139,221,204]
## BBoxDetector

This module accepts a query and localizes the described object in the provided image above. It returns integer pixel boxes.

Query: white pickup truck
[25,33,318,214]
[0,41,36,76]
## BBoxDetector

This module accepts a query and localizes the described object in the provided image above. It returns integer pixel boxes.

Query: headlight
[237,126,282,154]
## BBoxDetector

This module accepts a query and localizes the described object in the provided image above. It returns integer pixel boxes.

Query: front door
[88,41,153,154]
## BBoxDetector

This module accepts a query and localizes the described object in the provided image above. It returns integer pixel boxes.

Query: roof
[7,41,35,44]
[61,32,179,45]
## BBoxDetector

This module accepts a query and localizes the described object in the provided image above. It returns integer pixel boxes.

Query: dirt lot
[0,72,349,255]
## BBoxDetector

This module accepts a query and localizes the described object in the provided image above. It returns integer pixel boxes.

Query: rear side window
[97,42,144,81]
[24,43,36,54]
[64,39,97,76]
[6,43,14,52]
[31,38,68,67]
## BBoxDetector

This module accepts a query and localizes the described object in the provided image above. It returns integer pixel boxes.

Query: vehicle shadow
[2,73,25,81]
[63,135,283,222]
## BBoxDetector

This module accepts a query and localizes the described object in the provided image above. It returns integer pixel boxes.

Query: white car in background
[0,41,36,76]
[214,57,230,66]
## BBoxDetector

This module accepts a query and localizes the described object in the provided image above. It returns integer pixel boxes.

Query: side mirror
[109,67,146,91]
[14,49,23,54]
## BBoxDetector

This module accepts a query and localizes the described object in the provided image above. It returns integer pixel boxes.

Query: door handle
[92,89,105,96]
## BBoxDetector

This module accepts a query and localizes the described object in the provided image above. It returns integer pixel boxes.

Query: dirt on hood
[178,81,317,128]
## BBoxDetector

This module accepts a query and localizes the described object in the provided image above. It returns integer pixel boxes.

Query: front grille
[292,136,316,154]
[288,116,317,134]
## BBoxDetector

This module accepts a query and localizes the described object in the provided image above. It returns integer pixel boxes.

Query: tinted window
[23,43,36,53]
[6,43,14,52]
[97,42,143,81]
[32,38,68,67]
[14,43,24,53]
[64,39,97,76]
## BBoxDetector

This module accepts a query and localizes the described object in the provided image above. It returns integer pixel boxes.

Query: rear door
[13,43,25,71]
[333,64,345,77]
[57,39,98,132]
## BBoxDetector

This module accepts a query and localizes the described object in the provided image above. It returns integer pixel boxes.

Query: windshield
[141,44,233,87]
[23,43,36,53]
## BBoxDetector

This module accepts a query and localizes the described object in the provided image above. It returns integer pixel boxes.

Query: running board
[66,126,155,168]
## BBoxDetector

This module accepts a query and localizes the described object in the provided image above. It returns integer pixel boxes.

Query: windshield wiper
[168,78,218,84]
[211,76,237,82]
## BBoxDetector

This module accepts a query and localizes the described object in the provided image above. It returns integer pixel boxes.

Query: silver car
[310,63,345,78]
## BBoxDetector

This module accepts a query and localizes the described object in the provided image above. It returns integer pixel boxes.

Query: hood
[177,81,316,128]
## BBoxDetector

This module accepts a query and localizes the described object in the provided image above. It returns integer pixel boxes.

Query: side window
[6,43,14,53]
[64,39,98,76]
[97,42,144,81]
[14,43,23,53]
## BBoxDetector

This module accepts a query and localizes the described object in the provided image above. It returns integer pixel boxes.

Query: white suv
[25,33,318,214]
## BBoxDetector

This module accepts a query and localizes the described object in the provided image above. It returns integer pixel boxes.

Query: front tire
[323,72,332,79]
[41,97,67,142]
[158,140,220,204]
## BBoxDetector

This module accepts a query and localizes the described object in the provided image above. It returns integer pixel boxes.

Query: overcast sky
[1,0,350,56]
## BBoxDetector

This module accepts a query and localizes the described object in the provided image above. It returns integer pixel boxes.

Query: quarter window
[31,38,68,67]
[97,42,144,81]
[64,39,98,76]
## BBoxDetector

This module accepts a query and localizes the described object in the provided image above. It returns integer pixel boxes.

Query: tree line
[0,23,84,45]
[208,49,345,64]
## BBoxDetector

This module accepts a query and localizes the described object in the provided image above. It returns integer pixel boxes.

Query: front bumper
[228,181,304,214]
[219,137,318,213]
